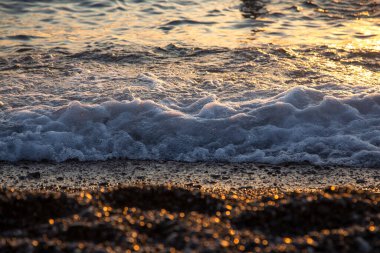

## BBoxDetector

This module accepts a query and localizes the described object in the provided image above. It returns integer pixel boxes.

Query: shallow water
[0,0,379,165]
[0,0,379,50]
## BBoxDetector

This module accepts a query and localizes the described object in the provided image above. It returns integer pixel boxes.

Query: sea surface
[0,0,379,166]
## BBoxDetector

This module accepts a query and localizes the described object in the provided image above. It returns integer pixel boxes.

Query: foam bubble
[134,73,164,89]
[1,86,380,166]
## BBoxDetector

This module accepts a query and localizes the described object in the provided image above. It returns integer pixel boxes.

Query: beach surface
[1,160,380,191]
[1,161,379,252]
[1,0,379,252]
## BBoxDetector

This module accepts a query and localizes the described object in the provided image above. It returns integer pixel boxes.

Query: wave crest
[1,86,380,166]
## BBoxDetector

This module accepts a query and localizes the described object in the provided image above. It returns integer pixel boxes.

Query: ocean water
[0,0,379,166]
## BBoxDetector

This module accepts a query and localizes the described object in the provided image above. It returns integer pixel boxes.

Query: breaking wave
[2,86,380,166]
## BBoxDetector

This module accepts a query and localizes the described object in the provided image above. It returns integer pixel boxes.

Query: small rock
[99,181,108,186]
[210,174,220,179]
[27,172,41,179]
[355,237,371,253]
[356,179,366,184]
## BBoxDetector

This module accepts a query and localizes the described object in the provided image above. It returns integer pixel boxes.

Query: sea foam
[1,86,380,166]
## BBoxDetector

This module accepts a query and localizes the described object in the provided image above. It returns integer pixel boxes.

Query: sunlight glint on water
[0,0,379,50]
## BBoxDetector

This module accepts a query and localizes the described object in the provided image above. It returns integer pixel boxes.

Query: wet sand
[0,161,379,252]
[1,160,379,191]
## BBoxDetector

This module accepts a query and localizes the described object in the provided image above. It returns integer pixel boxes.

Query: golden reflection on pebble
[213,217,221,223]
[220,240,229,247]
[306,237,315,245]
[3,185,378,252]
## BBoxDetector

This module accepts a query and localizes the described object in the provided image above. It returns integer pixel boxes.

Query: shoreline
[1,160,379,192]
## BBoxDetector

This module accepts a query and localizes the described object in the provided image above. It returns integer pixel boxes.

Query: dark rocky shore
[0,185,379,253]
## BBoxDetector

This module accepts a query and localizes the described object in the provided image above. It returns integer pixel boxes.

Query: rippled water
[0,1,380,165]
[0,0,379,50]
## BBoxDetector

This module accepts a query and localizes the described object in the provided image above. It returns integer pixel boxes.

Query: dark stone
[356,179,366,184]
[27,172,41,179]
[99,181,109,186]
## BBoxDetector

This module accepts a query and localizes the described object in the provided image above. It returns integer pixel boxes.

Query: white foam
[134,73,164,89]
[1,86,380,166]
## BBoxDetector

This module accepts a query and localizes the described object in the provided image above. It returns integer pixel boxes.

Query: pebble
[355,237,372,253]
[27,172,41,179]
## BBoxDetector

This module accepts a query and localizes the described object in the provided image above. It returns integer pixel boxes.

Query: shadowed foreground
[0,185,379,253]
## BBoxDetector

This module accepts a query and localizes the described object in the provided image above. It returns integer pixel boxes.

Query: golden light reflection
[306,237,315,245]
[220,240,230,247]
[132,244,140,251]
[1,0,378,50]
